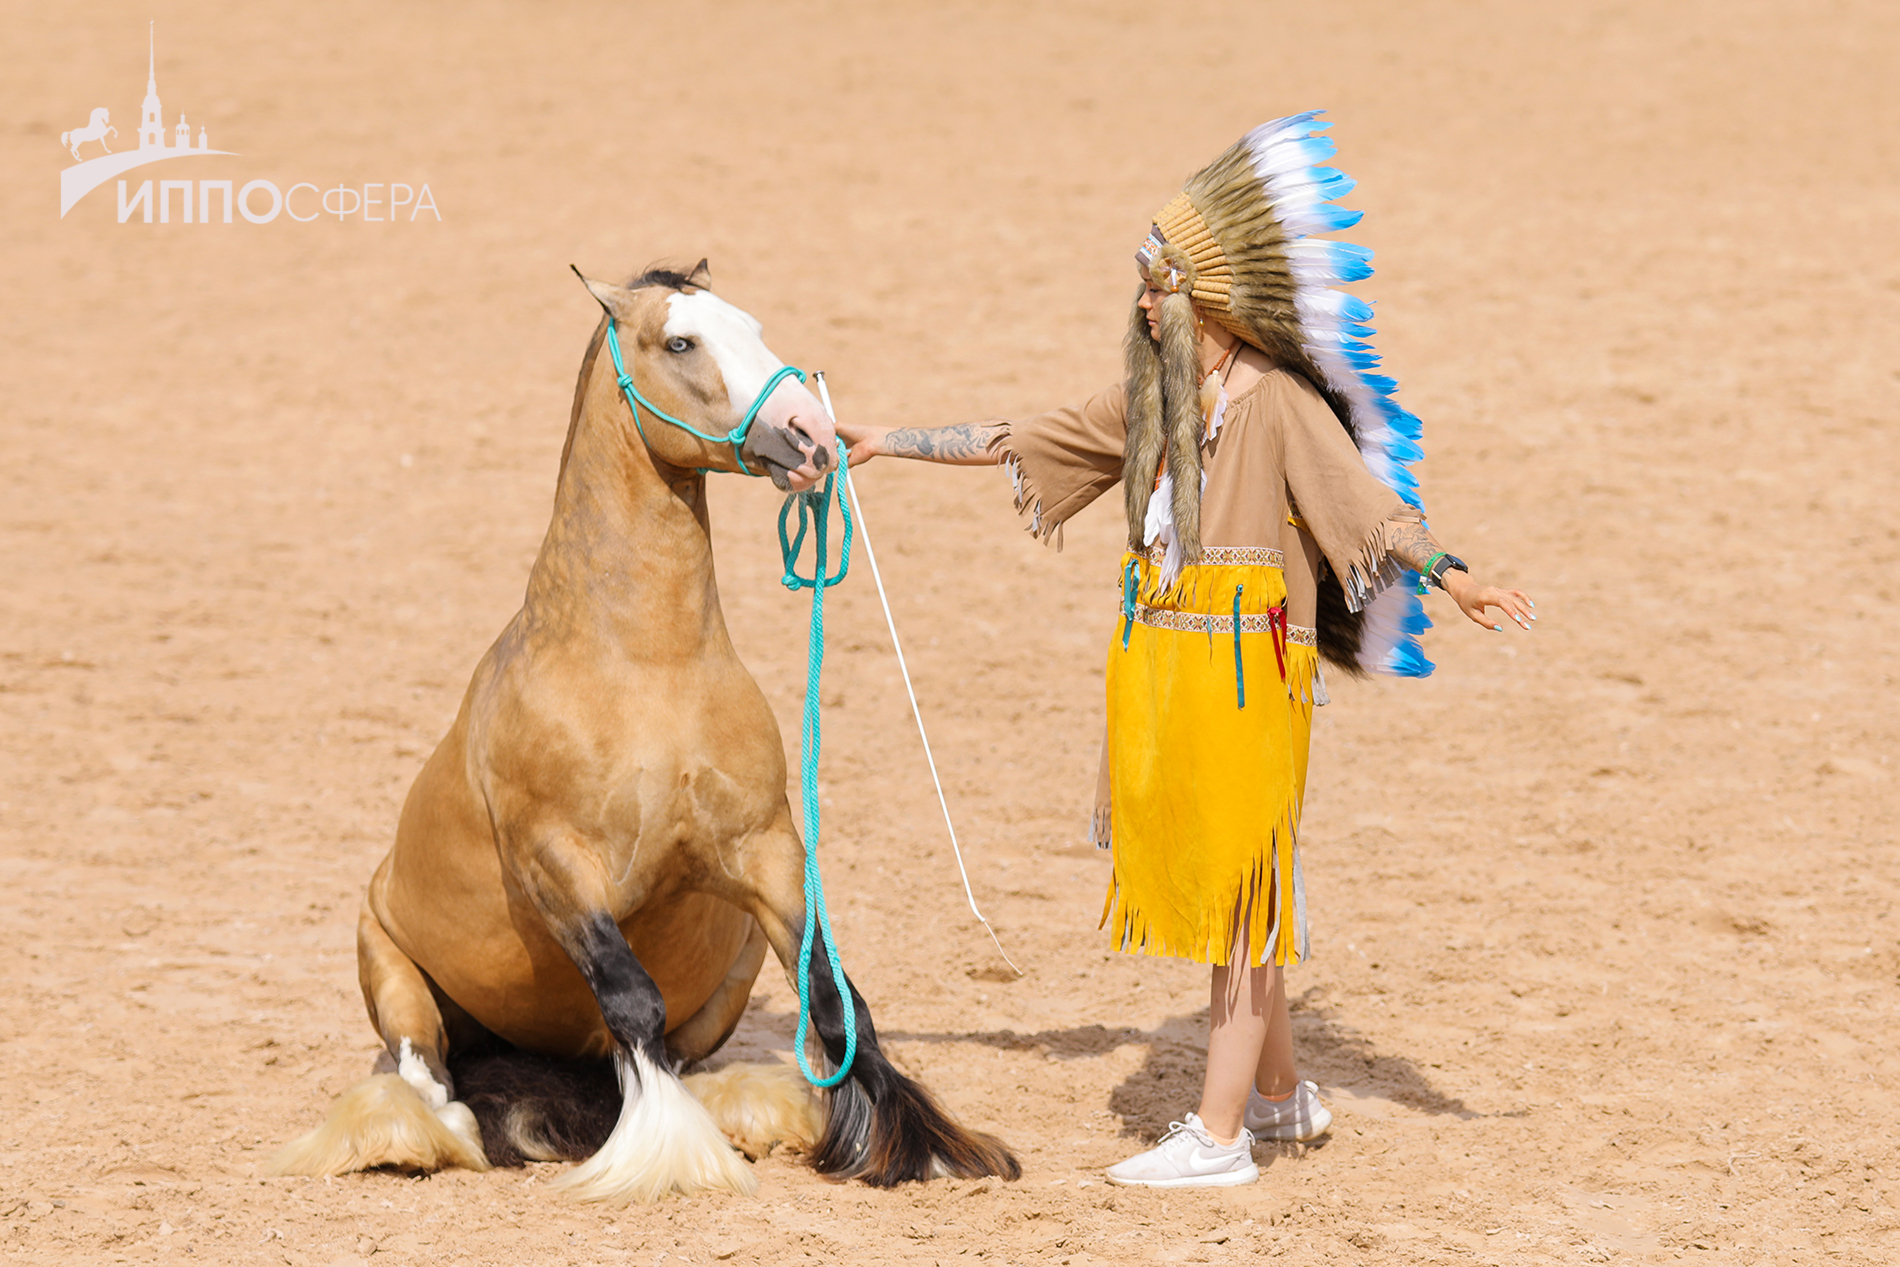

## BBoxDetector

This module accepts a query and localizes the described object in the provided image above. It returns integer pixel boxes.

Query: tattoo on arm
[1385,518,1446,574]
[882,422,1006,465]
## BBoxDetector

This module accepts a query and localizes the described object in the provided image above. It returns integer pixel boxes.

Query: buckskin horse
[270,262,1019,1201]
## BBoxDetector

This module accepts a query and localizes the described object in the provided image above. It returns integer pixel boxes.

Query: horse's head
[576,263,838,491]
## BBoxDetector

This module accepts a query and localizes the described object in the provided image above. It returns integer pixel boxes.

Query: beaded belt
[1140,544,1286,569]
[1128,605,1317,642]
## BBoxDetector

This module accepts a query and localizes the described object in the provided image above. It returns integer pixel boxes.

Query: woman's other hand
[1443,572,1535,632]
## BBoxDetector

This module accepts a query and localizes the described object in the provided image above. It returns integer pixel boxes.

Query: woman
[837,112,1533,1188]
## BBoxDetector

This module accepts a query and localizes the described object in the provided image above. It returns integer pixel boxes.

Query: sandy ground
[4,1,1899,1263]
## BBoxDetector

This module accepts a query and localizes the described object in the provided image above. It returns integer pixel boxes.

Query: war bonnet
[1123,110,1432,678]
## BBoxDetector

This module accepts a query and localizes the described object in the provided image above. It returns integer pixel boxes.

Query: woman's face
[1136,270,1167,341]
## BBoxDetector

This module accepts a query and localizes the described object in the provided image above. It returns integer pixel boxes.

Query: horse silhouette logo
[59,23,234,218]
[62,107,117,161]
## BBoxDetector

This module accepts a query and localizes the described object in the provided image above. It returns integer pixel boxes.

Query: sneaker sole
[1104,1164,1260,1189]
[1246,1108,1333,1141]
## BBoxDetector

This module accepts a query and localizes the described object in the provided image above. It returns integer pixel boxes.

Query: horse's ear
[686,259,712,290]
[571,265,629,316]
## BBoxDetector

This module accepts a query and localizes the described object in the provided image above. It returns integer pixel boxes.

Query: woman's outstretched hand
[1443,572,1536,632]
[835,420,887,469]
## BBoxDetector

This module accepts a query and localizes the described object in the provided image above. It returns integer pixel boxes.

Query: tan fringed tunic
[992,367,1419,966]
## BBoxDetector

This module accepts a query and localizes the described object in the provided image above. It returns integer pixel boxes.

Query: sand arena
[3,2,1897,1263]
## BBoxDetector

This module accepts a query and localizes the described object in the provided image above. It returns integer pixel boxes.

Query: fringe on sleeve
[1339,505,1423,613]
[984,385,1128,549]
[991,429,1065,550]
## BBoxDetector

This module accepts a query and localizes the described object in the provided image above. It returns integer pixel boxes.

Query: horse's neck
[522,407,725,660]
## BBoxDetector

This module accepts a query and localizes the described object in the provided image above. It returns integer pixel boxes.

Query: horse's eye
[666,336,692,354]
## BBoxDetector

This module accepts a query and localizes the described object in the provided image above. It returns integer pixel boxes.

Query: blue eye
[666,336,692,354]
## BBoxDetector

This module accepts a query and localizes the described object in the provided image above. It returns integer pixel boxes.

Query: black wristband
[1428,553,1469,590]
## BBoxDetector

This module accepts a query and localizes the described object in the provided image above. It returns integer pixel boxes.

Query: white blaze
[662,290,800,419]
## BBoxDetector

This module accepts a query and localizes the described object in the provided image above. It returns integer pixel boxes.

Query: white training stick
[814,372,1023,976]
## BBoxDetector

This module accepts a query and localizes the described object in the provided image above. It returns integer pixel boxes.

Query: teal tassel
[1232,585,1246,709]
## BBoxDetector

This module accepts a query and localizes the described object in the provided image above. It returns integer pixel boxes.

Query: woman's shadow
[878,984,1477,1149]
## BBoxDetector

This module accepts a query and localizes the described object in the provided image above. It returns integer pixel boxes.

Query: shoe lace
[1156,1119,1195,1145]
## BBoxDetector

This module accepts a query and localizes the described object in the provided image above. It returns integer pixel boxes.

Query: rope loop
[779,468,858,1088]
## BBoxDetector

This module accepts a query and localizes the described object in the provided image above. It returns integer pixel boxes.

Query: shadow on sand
[879,984,1477,1140]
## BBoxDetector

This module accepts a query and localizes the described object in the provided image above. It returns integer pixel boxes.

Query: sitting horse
[61,107,117,160]
[271,261,1019,1200]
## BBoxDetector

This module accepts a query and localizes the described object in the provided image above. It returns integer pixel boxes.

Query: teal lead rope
[600,317,859,1085]
[778,470,859,1087]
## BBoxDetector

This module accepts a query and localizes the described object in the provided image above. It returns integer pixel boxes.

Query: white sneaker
[1104,1112,1258,1188]
[1244,1080,1332,1141]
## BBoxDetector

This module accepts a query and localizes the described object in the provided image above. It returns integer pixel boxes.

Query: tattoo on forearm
[1386,519,1446,574]
[883,422,1004,465]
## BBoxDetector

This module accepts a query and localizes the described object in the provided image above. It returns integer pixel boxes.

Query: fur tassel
[1121,292,1165,546]
[1121,280,1207,561]
[1157,293,1204,561]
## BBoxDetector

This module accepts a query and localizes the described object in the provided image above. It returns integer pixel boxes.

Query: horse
[269,260,1020,1202]
[62,108,116,160]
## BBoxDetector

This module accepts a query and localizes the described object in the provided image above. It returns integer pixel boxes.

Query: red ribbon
[1267,605,1288,683]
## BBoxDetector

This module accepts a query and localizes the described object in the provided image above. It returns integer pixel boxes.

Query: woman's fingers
[1460,585,1536,632]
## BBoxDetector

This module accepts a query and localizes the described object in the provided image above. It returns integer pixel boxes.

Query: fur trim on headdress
[1123,243,1206,565]
[1124,110,1435,677]
[1157,290,1203,560]
[1122,292,1165,542]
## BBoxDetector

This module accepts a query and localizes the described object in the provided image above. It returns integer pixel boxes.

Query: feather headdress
[1124,110,1432,678]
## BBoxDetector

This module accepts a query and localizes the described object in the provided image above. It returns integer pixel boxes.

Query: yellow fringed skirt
[1100,549,1319,967]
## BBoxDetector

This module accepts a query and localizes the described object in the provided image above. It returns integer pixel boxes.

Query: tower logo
[60,23,233,218]
[60,23,439,225]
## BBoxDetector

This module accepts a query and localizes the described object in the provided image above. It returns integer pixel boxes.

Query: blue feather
[1310,204,1364,232]
[1384,434,1424,463]
[1335,294,1374,323]
[1295,167,1357,201]
[1272,137,1336,169]
[1327,241,1374,278]
[1386,641,1434,677]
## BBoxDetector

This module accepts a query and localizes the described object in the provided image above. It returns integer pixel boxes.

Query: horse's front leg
[507,831,757,1202]
[729,812,1021,1186]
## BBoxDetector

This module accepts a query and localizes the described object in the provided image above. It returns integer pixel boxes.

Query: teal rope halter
[603,317,807,476]
[604,315,859,1087]
[778,471,859,1087]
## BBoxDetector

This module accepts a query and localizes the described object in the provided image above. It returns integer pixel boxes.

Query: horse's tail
[267,1073,489,1176]
[60,132,70,148]
[448,1049,823,1168]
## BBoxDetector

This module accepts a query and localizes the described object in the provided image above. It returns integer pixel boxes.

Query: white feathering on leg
[551,1049,757,1203]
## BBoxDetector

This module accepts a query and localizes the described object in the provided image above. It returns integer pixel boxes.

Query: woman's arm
[1385,518,1535,633]
[838,421,1006,467]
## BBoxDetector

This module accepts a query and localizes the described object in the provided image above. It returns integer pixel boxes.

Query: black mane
[627,265,699,291]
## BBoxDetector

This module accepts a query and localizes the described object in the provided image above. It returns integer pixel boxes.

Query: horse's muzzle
[743,381,839,492]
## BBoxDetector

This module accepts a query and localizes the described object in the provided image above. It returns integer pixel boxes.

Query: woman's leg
[1197,956,1270,1141]
[1255,962,1298,1098]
